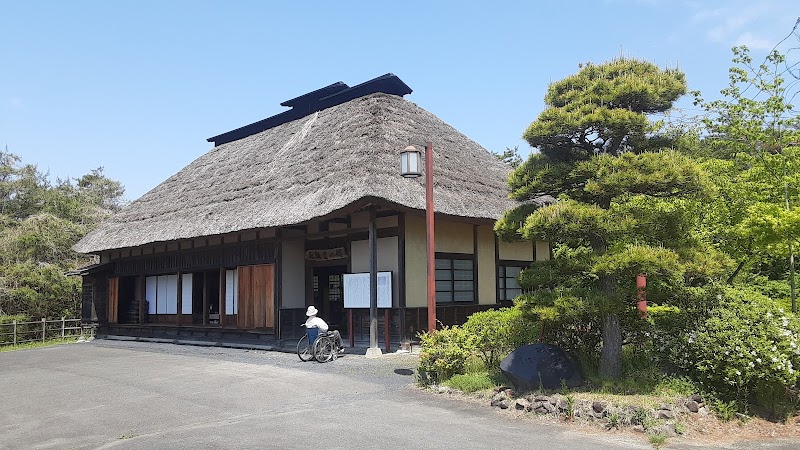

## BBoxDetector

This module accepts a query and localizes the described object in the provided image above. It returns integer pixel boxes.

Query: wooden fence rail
[0,318,95,347]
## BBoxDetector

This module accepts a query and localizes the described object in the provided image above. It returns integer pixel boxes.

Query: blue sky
[2,0,798,200]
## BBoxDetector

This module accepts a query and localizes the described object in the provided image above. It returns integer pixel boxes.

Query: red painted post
[636,273,647,318]
[425,142,437,333]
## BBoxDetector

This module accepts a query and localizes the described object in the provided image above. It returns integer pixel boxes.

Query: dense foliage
[418,306,539,384]
[694,46,800,313]
[496,58,727,379]
[0,150,125,319]
[455,45,800,418]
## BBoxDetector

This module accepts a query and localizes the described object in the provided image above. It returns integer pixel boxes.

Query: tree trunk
[599,313,622,379]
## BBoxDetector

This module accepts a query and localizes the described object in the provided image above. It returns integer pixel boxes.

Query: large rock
[499,343,583,391]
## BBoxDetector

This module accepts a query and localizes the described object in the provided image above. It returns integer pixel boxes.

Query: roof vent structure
[207,73,413,146]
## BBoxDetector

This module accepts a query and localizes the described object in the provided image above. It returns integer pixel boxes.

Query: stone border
[432,385,709,437]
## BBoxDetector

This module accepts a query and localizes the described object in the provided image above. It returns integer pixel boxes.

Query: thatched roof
[74,89,532,253]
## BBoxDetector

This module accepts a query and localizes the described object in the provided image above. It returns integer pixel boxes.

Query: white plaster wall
[405,215,427,308]
[498,240,534,261]
[281,238,306,308]
[435,221,474,254]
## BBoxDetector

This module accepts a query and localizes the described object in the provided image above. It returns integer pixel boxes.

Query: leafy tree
[0,149,125,319]
[694,45,800,312]
[497,59,727,379]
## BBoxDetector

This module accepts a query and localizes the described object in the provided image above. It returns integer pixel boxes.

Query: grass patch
[648,433,667,449]
[443,371,508,393]
[0,338,78,352]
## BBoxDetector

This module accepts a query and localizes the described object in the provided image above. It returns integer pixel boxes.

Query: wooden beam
[375,210,399,218]
[305,226,400,241]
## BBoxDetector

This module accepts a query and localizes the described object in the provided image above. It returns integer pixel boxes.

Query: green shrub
[444,372,497,393]
[417,325,475,385]
[653,376,698,397]
[713,399,738,422]
[0,314,30,324]
[687,286,800,411]
[0,314,32,345]
[462,307,539,369]
[0,262,81,319]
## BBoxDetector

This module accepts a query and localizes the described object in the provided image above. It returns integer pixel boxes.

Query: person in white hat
[304,305,344,353]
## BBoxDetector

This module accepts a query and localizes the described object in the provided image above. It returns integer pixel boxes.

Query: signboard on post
[343,272,392,309]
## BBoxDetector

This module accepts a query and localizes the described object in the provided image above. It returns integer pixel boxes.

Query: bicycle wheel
[313,336,336,363]
[297,334,313,362]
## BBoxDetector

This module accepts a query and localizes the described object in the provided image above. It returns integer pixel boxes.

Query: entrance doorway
[312,266,347,334]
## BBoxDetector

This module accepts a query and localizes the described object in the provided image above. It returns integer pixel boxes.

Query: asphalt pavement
[0,340,796,449]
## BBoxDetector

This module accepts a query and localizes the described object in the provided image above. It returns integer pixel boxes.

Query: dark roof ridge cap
[317,73,410,101]
[280,81,349,107]
[206,73,413,146]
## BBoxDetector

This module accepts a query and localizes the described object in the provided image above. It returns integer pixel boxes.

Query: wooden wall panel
[108,277,119,324]
[236,264,274,329]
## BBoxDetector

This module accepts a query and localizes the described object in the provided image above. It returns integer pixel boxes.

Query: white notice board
[343,272,392,309]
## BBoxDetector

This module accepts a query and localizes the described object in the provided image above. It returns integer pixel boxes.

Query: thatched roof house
[74,74,551,347]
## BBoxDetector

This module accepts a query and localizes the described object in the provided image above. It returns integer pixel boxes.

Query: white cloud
[734,32,773,50]
[687,0,796,49]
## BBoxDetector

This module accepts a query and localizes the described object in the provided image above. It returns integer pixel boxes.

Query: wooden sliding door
[108,276,119,324]
[237,264,274,329]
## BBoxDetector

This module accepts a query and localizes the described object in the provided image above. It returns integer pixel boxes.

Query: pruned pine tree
[496,59,727,379]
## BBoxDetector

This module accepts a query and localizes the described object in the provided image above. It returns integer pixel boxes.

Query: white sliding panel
[181,274,193,315]
[165,274,179,314]
[156,275,168,314]
[146,276,157,314]
[225,269,238,315]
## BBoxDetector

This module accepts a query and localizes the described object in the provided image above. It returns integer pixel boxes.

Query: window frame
[497,260,530,305]
[434,252,476,304]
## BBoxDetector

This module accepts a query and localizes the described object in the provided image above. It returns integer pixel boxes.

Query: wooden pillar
[384,309,390,353]
[202,273,209,326]
[219,268,226,327]
[398,212,409,350]
[275,227,282,339]
[177,272,183,326]
[349,309,354,347]
[368,207,378,350]
[137,275,145,325]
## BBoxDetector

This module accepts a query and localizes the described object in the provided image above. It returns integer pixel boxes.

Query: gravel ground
[1,339,797,450]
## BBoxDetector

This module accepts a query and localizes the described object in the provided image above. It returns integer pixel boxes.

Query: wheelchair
[297,326,339,363]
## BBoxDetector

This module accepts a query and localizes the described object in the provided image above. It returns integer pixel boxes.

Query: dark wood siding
[108,277,119,324]
[114,241,276,276]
